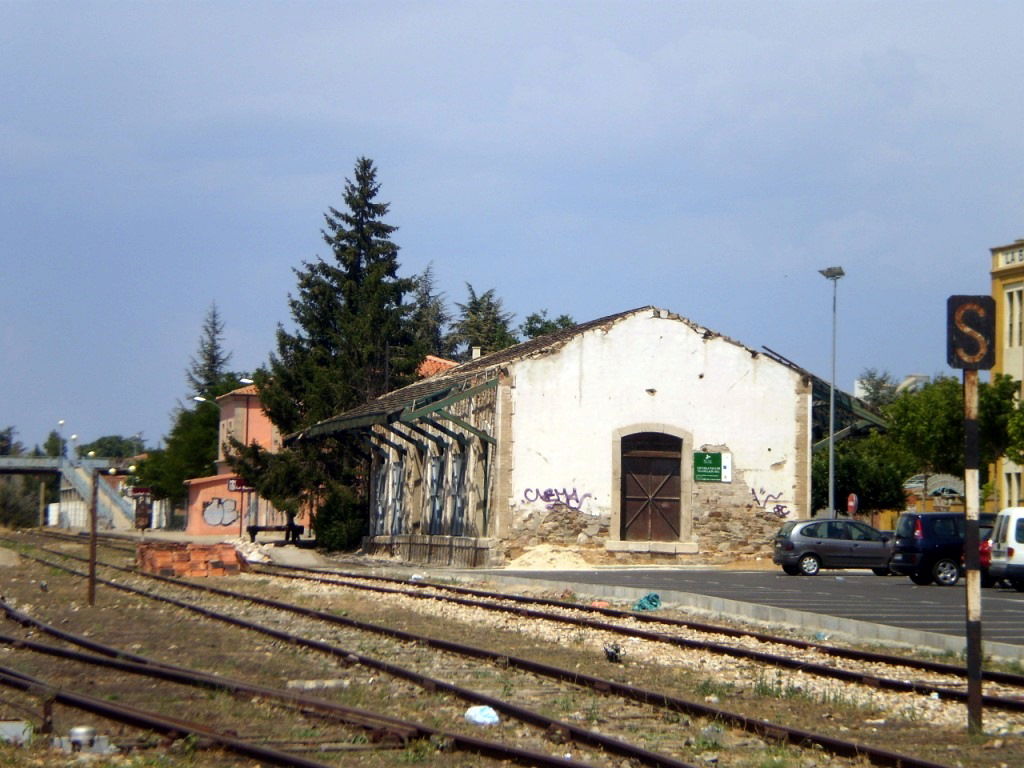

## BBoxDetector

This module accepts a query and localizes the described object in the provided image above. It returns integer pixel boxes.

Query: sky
[2,1,1023,452]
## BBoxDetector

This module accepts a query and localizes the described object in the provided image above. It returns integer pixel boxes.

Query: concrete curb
[438,570,1024,664]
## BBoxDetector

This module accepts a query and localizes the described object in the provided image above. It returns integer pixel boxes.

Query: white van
[988,507,1024,591]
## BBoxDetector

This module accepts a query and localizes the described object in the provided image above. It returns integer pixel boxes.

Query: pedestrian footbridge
[0,456,137,530]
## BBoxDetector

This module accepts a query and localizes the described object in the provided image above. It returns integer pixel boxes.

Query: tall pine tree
[240,158,420,548]
[187,303,232,396]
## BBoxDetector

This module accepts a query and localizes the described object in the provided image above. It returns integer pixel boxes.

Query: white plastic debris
[464,705,500,725]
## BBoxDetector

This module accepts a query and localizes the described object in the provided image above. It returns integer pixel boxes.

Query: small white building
[292,307,815,566]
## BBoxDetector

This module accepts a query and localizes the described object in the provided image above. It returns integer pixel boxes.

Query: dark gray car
[772,518,893,576]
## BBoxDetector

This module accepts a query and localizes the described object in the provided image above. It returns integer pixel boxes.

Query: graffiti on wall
[750,487,791,519]
[202,497,238,526]
[522,487,594,514]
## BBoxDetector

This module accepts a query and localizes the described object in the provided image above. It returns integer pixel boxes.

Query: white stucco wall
[506,311,806,534]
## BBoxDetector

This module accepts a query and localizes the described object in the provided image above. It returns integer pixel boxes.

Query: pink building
[184,386,304,537]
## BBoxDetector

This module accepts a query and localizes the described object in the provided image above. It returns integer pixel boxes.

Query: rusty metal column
[88,469,99,606]
[963,368,982,733]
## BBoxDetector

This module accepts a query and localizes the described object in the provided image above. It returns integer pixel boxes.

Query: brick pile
[137,542,245,578]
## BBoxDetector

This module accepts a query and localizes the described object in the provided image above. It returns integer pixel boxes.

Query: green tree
[446,284,517,360]
[857,368,899,410]
[0,427,23,456]
[883,374,1017,482]
[812,431,917,514]
[409,263,454,358]
[187,303,232,396]
[0,478,37,528]
[0,427,38,528]
[237,157,419,548]
[42,430,62,458]
[258,157,417,434]
[76,434,145,459]
[519,310,575,340]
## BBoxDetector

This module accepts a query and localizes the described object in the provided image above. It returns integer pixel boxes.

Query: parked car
[988,507,1024,591]
[978,522,999,588]
[889,511,995,586]
[772,518,893,576]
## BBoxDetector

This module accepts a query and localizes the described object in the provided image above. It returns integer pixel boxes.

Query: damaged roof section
[288,306,661,442]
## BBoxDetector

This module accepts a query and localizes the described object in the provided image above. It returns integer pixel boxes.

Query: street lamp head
[819,266,845,280]
[193,395,207,403]
[239,377,254,385]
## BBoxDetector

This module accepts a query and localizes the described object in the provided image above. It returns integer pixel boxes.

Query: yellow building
[990,238,1024,507]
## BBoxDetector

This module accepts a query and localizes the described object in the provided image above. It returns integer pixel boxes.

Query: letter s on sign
[955,304,987,364]
[947,295,995,370]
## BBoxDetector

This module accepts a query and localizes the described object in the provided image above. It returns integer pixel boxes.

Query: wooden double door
[621,433,682,542]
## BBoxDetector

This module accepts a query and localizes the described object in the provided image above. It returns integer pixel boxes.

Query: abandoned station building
[292,306,868,567]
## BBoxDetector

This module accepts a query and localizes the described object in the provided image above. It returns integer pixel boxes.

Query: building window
[1005,471,1023,507]
[1006,286,1024,347]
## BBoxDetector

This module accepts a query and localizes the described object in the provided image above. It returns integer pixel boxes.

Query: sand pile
[506,544,592,570]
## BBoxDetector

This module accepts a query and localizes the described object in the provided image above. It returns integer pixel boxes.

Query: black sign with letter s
[947,295,995,370]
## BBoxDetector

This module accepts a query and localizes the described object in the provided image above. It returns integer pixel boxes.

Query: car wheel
[798,554,821,576]
[909,571,933,585]
[932,559,960,586]
[872,567,892,577]
[981,573,997,588]
[1011,577,1024,593]
[782,564,800,576]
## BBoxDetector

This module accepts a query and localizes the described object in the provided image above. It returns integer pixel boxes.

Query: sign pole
[947,294,994,735]
[963,368,983,733]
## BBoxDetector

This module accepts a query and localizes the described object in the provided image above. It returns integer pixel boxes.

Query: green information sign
[693,452,732,483]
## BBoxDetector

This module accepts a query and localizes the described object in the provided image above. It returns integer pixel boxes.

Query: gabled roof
[287,305,851,443]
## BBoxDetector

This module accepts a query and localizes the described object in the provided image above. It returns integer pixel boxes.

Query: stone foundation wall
[503,504,612,563]
[691,476,788,560]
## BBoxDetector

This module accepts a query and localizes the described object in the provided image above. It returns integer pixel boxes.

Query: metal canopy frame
[288,376,498,445]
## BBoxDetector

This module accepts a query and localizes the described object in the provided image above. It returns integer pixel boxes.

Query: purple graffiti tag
[750,487,791,519]
[523,487,593,511]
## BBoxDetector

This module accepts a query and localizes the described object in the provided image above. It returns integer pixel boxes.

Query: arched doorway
[620,432,682,541]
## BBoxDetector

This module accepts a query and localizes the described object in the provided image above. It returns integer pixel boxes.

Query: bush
[313,484,367,551]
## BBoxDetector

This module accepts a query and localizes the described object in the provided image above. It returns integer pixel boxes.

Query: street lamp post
[820,266,845,518]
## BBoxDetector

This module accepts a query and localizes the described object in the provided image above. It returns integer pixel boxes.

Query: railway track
[3,531,1013,766]
[249,560,1024,708]
[39,530,1024,708]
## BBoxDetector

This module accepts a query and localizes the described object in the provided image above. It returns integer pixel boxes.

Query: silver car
[772,518,893,576]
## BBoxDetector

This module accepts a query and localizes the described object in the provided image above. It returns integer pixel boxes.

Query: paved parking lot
[481,567,1024,657]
